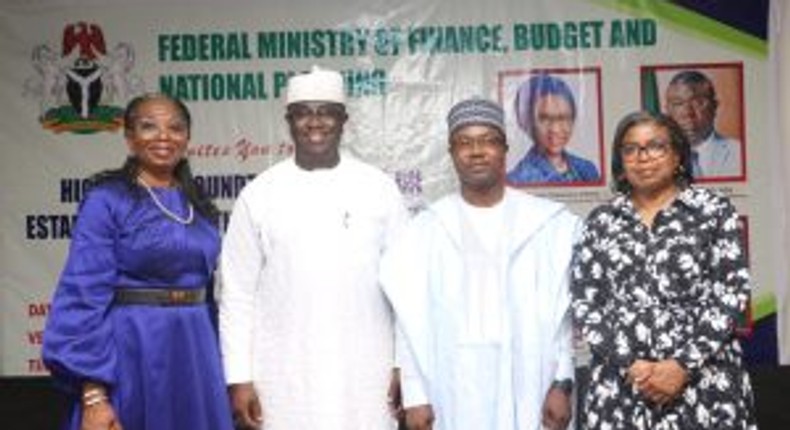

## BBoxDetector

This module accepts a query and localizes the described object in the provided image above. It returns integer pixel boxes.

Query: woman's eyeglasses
[620,140,671,161]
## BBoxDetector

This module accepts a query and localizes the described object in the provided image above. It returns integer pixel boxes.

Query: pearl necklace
[137,176,194,225]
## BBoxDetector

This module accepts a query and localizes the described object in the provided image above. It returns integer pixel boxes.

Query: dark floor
[1,377,66,429]
[2,367,789,429]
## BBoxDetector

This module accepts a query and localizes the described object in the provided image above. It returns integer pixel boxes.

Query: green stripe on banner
[593,0,767,57]
[752,292,777,322]
[641,69,660,114]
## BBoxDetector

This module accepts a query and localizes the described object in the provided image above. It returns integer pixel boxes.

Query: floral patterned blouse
[571,187,756,429]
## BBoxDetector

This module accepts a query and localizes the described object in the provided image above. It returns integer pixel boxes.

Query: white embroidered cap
[286,65,346,105]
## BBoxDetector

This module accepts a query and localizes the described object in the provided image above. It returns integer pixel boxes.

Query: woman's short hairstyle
[611,110,694,194]
[514,74,576,138]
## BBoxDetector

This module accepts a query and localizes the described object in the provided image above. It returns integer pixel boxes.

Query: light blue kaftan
[381,188,580,430]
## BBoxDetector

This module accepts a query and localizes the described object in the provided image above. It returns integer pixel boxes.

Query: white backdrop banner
[0,0,783,375]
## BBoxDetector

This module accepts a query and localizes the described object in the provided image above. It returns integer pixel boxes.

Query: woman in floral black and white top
[571,111,756,429]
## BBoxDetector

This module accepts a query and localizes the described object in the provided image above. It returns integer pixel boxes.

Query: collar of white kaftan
[291,149,353,169]
[430,187,568,254]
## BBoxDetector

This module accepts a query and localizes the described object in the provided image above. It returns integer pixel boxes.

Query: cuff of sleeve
[555,357,575,381]
[551,379,574,396]
[222,359,253,385]
[401,375,429,408]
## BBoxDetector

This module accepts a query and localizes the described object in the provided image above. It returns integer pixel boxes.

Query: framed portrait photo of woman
[498,67,605,188]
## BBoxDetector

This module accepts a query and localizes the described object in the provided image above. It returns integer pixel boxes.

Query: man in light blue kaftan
[381,97,580,430]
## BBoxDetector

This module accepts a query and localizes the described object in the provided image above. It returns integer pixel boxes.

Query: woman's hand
[80,382,122,430]
[81,398,122,430]
[228,383,263,429]
[629,359,688,405]
[646,359,688,403]
[627,359,654,385]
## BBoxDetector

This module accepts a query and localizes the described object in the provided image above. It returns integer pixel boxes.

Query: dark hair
[514,73,576,137]
[668,70,718,106]
[610,110,694,194]
[124,93,192,138]
[90,93,219,224]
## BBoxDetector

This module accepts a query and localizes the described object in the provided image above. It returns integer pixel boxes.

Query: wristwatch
[551,378,574,395]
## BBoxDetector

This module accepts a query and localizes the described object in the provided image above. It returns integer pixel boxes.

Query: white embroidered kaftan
[220,153,408,430]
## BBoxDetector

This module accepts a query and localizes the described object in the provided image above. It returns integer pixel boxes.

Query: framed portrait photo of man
[498,67,605,188]
[640,62,746,183]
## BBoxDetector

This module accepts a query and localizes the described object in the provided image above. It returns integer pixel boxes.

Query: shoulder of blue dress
[82,177,136,202]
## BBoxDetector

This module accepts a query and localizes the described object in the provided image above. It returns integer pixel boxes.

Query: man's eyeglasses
[451,134,505,151]
[620,140,671,161]
[287,103,346,123]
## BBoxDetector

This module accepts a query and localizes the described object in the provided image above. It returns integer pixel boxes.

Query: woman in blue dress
[42,93,233,430]
[506,74,600,185]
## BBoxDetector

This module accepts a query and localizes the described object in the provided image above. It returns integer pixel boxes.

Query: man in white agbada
[219,66,409,429]
[381,97,579,430]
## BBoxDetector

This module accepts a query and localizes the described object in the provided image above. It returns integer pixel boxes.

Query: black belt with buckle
[114,287,206,306]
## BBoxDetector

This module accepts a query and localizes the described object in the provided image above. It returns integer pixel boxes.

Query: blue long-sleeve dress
[42,178,233,430]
